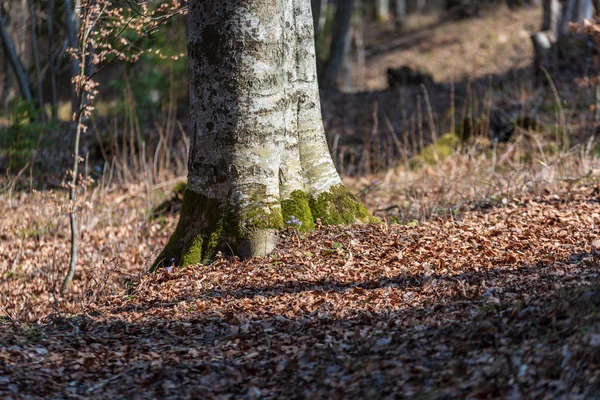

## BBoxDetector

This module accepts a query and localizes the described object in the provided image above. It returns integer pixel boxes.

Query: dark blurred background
[0,0,598,182]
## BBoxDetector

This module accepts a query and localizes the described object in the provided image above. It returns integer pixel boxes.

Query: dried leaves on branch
[60,0,186,291]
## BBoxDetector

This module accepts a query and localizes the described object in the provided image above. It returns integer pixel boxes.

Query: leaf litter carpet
[2,186,600,399]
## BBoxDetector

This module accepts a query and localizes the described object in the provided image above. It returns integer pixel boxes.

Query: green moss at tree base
[309,184,379,225]
[180,234,204,266]
[172,180,187,195]
[152,185,378,271]
[151,189,226,270]
[152,189,288,270]
[281,190,315,233]
[239,204,284,231]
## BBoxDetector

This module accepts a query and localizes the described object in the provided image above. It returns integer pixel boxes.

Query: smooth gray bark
[341,24,353,90]
[188,0,343,256]
[187,0,354,197]
[321,0,355,88]
[158,0,374,265]
[0,5,32,102]
[1,48,11,108]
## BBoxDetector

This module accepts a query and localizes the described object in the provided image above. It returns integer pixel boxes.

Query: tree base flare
[309,184,379,226]
[152,184,378,270]
[152,190,225,270]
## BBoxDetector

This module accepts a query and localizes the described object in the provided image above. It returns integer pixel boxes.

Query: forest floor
[2,180,600,398]
[3,5,600,400]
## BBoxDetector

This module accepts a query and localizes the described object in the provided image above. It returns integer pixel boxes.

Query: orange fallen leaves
[2,183,600,397]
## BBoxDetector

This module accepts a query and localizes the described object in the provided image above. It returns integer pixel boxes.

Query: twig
[0,306,19,328]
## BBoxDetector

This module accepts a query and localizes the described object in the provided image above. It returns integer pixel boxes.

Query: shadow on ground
[2,251,600,399]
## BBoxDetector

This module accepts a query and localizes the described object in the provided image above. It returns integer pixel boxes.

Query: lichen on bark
[154,0,377,269]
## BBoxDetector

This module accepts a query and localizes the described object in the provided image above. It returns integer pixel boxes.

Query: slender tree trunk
[376,0,391,22]
[355,0,366,90]
[318,0,328,33]
[1,48,12,108]
[47,0,58,120]
[64,0,80,114]
[0,5,32,102]
[577,0,594,20]
[531,31,552,75]
[12,0,32,67]
[320,0,355,88]
[155,0,376,268]
[533,0,562,74]
[61,3,97,292]
[542,0,562,41]
[394,0,406,30]
[28,0,45,120]
[341,25,354,91]
[311,0,321,37]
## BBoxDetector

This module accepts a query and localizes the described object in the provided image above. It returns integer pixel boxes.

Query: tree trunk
[542,0,562,41]
[64,0,80,114]
[311,0,321,37]
[0,5,32,102]
[47,0,58,120]
[533,0,591,80]
[320,0,355,88]
[559,0,593,36]
[341,24,354,90]
[377,0,391,22]
[155,0,376,268]
[531,31,552,75]
[1,47,12,108]
[28,0,45,120]
[10,0,32,67]
[394,0,407,30]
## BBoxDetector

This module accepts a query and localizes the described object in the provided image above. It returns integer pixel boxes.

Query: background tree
[320,0,355,88]
[377,0,391,22]
[532,0,595,75]
[311,0,322,37]
[47,0,58,120]
[394,0,407,30]
[28,0,45,121]
[155,0,376,268]
[542,0,562,40]
[0,4,33,103]
[559,0,593,36]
